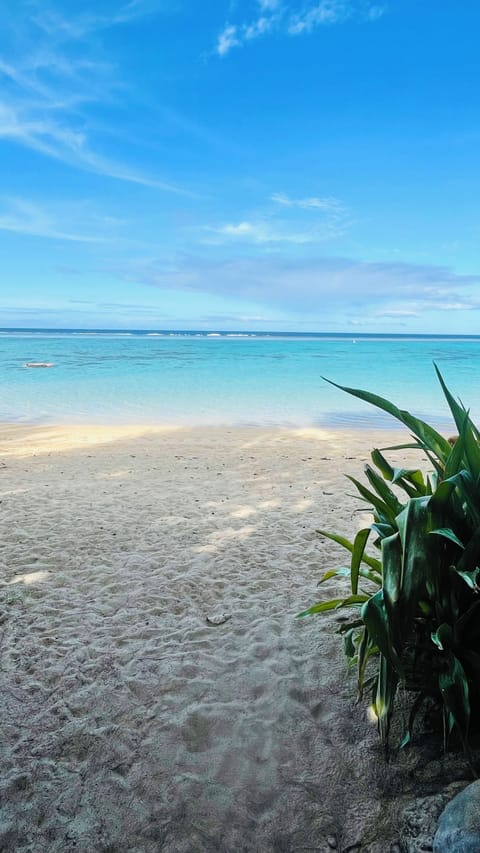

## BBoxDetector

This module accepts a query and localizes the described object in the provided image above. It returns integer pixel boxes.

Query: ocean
[1,328,479,429]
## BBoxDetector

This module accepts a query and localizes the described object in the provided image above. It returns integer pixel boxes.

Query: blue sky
[1,0,480,332]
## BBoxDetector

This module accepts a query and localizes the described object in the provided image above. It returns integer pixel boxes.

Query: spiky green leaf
[439,655,471,746]
[322,376,452,461]
[316,529,382,573]
[429,528,465,549]
[361,589,403,674]
[351,528,371,595]
[297,594,368,618]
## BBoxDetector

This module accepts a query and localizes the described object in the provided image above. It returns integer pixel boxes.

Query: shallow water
[1,329,479,427]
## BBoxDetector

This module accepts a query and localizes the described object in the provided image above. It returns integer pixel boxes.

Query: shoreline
[0,424,468,851]
[0,421,414,456]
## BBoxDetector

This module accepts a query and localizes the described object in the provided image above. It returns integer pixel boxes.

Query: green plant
[299,365,480,754]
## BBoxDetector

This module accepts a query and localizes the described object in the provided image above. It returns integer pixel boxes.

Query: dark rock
[433,780,480,852]
[399,784,466,853]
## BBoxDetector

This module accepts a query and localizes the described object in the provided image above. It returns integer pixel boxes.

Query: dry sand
[0,424,473,852]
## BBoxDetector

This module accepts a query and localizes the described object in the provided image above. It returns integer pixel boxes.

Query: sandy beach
[0,424,472,852]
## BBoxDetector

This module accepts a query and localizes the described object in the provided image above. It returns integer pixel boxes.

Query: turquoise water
[1,329,480,428]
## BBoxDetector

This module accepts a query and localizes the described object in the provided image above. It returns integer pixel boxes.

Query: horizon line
[2,326,480,339]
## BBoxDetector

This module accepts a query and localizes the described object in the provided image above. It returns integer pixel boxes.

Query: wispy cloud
[0,299,174,327]
[204,220,317,244]
[288,1,348,35]
[113,254,480,319]
[32,0,163,41]
[0,3,192,194]
[216,0,385,56]
[375,309,420,318]
[68,298,174,313]
[203,191,350,245]
[0,101,191,194]
[203,215,348,244]
[0,197,115,243]
[271,192,345,213]
[217,25,242,57]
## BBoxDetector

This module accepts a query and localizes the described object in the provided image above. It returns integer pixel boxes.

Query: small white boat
[24,362,54,368]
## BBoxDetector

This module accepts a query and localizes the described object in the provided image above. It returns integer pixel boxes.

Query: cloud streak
[0,99,196,194]
[0,3,192,194]
[271,192,346,213]
[32,0,163,41]
[0,197,116,243]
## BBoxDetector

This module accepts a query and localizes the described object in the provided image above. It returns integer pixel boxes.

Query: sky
[1,0,480,333]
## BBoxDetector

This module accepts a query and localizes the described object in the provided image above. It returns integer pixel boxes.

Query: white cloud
[206,220,317,244]
[217,222,263,237]
[203,208,350,244]
[216,0,384,55]
[288,1,346,35]
[271,192,345,213]
[376,309,420,318]
[245,16,275,40]
[217,15,278,54]
[217,25,241,56]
